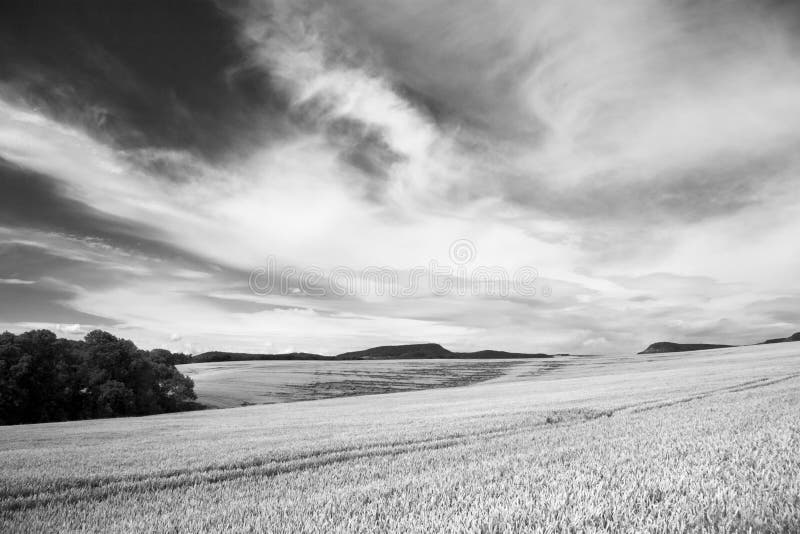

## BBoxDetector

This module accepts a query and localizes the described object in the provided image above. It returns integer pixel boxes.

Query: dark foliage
[0,329,201,425]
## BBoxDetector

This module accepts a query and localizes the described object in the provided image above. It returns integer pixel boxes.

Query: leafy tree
[149,348,193,366]
[0,330,200,425]
[95,380,135,417]
[84,330,119,346]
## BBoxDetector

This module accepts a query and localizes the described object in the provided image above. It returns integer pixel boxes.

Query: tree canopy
[0,329,200,425]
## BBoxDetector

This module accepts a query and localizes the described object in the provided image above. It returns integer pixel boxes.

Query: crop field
[176,359,555,407]
[1,343,799,532]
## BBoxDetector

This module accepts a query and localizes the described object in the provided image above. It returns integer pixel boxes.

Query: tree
[0,330,201,425]
[84,330,118,346]
[95,380,135,417]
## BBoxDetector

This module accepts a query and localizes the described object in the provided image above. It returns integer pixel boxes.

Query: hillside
[762,332,800,344]
[455,349,552,359]
[192,351,329,363]
[193,343,553,363]
[4,343,800,532]
[639,329,800,354]
[638,342,733,354]
[334,343,452,359]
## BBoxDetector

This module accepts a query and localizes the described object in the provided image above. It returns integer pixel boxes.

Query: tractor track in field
[2,372,798,513]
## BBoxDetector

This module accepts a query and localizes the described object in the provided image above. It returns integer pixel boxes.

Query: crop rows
[1,345,799,532]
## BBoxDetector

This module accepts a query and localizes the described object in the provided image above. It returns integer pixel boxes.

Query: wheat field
[2,343,799,533]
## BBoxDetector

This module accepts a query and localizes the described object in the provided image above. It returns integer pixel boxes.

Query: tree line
[0,329,200,425]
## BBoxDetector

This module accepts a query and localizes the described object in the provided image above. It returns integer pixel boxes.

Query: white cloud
[2,1,799,353]
[55,323,85,335]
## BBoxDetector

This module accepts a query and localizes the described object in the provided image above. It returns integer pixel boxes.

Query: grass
[1,343,799,532]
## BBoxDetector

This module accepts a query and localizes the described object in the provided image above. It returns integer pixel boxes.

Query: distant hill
[638,342,733,355]
[455,349,553,359]
[191,351,329,363]
[761,332,800,344]
[639,330,800,354]
[336,343,452,359]
[192,343,553,363]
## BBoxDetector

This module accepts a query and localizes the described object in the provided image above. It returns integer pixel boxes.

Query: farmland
[1,343,799,532]
[176,359,552,407]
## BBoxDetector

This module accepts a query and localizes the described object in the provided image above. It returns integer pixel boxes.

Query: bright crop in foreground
[1,344,799,533]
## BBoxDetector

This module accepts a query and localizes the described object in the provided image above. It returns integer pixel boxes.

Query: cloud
[0,157,159,246]
[315,0,800,218]
[0,0,291,158]
[1,1,799,354]
[0,279,116,326]
[231,0,470,202]
[0,278,34,285]
[55,323,86,335]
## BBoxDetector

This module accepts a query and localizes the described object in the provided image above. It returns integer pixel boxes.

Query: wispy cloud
[0,278,34,285]
[1,1,799,353]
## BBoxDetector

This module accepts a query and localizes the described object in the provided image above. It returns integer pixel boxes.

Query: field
[1,343,799,532]
[176,359,558,407]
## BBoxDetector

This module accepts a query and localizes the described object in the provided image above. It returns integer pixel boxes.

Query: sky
[1,0,799,355]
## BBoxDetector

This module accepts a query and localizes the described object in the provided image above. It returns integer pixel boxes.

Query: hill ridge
[639,330,800,354]
[193,343,553,363]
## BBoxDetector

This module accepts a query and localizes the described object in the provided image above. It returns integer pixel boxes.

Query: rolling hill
[4,342,800,532]
[639,329,800,354]
[638,342,733,354]
[193,343,553,362]
[763,332,800,344]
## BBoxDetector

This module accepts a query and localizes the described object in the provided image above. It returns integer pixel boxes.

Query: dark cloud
[335,0,546,140]
[0,157,156,243]
[0,281,116,325]
[0,0,291,160]
[0,242,116,290]
[0,158,247,273]
[326,117,406,183]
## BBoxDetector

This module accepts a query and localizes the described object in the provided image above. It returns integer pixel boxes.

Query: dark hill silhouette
[336,343,452,359]
[762,332,800,344]
[191,343,553,363]
[639,329,800,354]
[192,351,327,362]
[456,349,552,359]
[638,342,732,355]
